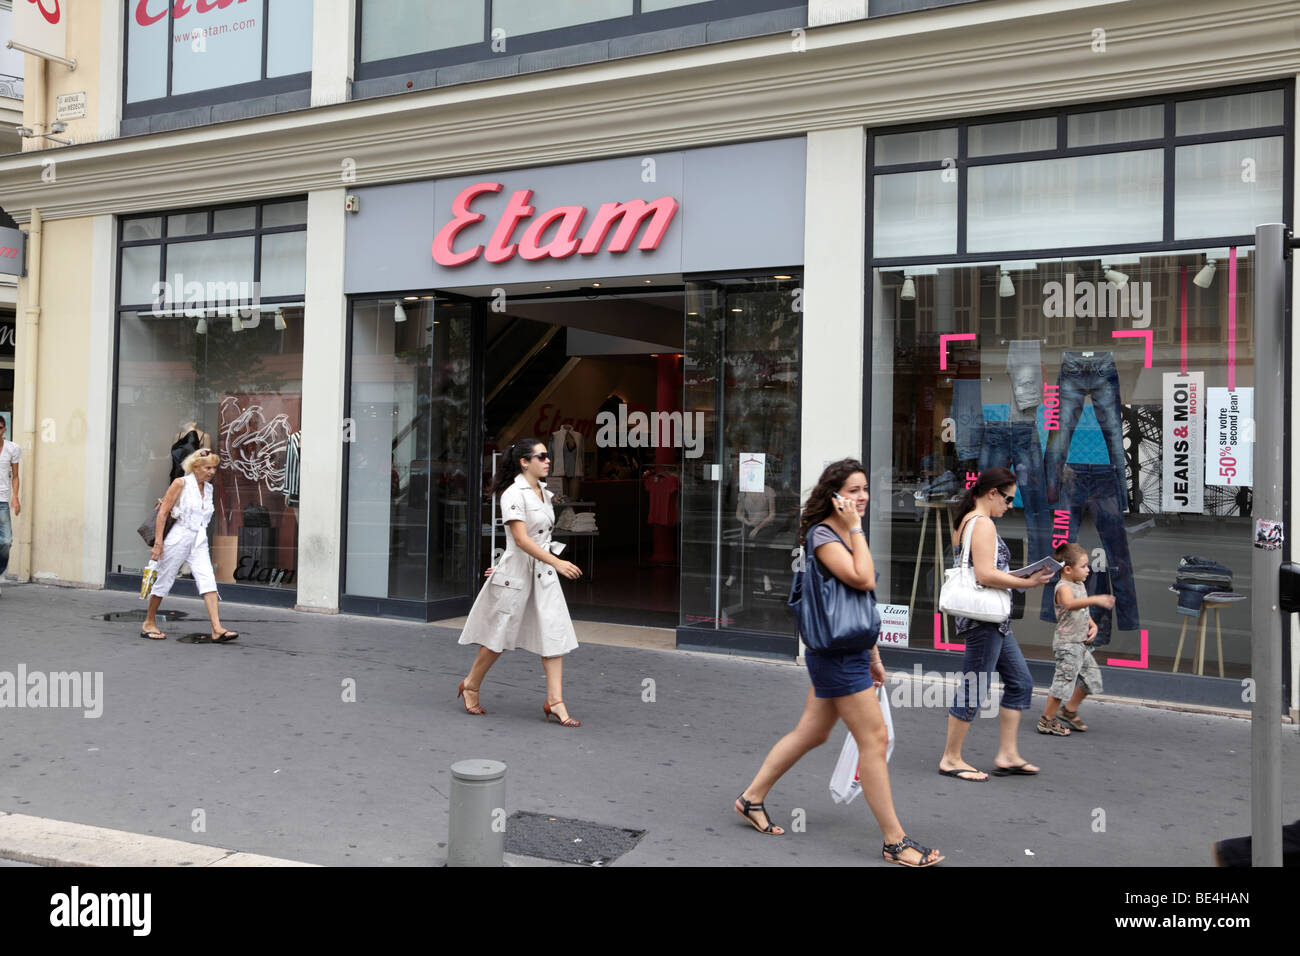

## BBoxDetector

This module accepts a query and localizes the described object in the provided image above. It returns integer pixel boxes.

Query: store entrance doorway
[478,286,687,630]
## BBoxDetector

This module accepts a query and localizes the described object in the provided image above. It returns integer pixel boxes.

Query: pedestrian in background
[939,467,1056,782]
[141,448,238,642]
[457,437,583,726]
[735,458,944,867]
[0,417,20,597]
[170,420,212,481]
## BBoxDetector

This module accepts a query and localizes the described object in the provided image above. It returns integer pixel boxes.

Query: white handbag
[938,514,1011,623]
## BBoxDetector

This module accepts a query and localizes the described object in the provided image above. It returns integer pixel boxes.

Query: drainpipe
[16,208,40,582]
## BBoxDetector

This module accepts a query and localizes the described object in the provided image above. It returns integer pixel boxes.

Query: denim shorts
[948,622,1034,721]
[806,648,874,699]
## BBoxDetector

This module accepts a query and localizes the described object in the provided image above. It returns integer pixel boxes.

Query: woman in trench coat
[457,437,584,726]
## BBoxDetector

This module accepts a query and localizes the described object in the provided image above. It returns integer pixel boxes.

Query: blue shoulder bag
[787,523,880,653]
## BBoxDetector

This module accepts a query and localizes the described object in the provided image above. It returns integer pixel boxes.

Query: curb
[0,811,319,868]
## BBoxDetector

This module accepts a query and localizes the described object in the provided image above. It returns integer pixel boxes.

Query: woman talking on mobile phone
[734,458,944,867]
[456,437,584,727]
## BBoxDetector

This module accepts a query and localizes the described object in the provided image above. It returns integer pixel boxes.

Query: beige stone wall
[11,214,102,585]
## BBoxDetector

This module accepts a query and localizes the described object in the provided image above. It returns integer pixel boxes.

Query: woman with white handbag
[938,467,1056,782]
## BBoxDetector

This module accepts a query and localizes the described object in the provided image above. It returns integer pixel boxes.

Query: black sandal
[882,835,944,867]
[211,630,239,642]
[735,793,784,835]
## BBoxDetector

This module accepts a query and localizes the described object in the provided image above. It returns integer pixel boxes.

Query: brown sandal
[1058,706,1088,732]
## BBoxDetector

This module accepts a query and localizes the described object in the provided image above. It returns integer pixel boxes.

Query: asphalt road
[0,582,1296,866]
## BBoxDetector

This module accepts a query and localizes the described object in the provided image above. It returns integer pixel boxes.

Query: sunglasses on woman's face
[1000,492,1016,505]
[528,452,550,461]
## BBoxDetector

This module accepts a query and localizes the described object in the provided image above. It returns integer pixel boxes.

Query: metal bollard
[446,759,506,867]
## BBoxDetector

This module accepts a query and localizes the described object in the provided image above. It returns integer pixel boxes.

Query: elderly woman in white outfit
[457,437,583,726]
[140,448,238,642]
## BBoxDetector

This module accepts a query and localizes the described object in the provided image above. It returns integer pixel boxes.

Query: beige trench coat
[458,474,579,656]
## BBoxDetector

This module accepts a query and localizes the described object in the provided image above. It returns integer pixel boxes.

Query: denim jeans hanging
[1043,351,1129,506]
[1040,463,1140,631]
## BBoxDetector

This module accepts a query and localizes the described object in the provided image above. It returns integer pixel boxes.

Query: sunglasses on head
[196,448,211,457]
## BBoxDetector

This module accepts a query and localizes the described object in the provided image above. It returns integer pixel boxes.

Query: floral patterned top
[953,515,1012,635]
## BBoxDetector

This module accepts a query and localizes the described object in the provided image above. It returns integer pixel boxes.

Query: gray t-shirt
[807,523,850,558]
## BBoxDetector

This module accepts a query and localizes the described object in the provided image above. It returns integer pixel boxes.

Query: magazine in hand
[1008,555,1064,578]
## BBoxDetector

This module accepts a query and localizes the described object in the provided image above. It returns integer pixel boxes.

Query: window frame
[866,80,1295,268]
[353,0,801,81]
[122,2,312,120]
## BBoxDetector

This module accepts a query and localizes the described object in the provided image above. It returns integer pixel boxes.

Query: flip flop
[139,629,166,640]
[212,630,239,643]
[991,763,1040,776]
[938,766,988,782]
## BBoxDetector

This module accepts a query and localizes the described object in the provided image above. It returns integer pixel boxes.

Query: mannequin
[551,425,584,500]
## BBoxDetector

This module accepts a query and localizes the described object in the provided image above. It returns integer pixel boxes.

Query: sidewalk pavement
[1,582,1297,867]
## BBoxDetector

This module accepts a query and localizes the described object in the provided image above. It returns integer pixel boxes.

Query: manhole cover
[503,812,645,867]
[100,610,189,622]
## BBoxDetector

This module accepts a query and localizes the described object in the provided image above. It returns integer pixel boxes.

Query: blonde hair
[181,449,219,475]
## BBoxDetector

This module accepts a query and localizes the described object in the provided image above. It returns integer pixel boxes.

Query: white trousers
[151,525,218,599]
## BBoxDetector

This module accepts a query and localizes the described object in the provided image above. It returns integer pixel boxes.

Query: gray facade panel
[608,24,709,59]
[211,96,279,124]
[519,41,612,74]
[149,107,213,133]
[436,56,521,88]
[344,138,806,294]
[706,8,806,44]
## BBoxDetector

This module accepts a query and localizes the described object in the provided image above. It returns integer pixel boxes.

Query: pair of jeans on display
[1006,340,1043,412]
[1174,555,1235,617]
[977,421,1053,585]
[1040,463,1141,631]
[1043,351,1128,504]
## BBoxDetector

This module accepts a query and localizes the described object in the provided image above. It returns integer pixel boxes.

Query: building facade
[0,0,1296,712]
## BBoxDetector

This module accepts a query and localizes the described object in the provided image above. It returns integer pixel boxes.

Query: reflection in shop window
[870,252,1256,679]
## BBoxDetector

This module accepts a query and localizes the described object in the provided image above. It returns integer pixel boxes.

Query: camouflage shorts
[1049,641,1103,699]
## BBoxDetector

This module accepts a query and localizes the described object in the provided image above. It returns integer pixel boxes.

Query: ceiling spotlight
[394,303,407,323]
[900,274,916,301]
[1193,258,1217,289]
[998,270,1014,298]
[1103,264,1129,288]
[274,308,287,331]
[773,274,793,280]
[195,317,208,335]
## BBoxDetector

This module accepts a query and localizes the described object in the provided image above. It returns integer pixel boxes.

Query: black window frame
[122,1,312,120]
[866,80,1295,268]
[354,0,801,81]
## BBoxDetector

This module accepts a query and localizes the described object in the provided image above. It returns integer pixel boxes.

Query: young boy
[1038,543,1115,735]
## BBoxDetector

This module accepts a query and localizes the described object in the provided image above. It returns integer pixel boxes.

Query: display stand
[910,499,954,644]
[1171,598,1229,677]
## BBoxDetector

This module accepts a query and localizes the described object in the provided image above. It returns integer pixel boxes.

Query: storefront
[866,82,1293,703]
[107,199,308,604]
[339,138,807,655]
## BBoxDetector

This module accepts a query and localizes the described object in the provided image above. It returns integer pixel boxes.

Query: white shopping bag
[829,686,895,805]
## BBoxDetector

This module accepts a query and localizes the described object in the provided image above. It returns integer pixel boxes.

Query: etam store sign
[344,139,806,292]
